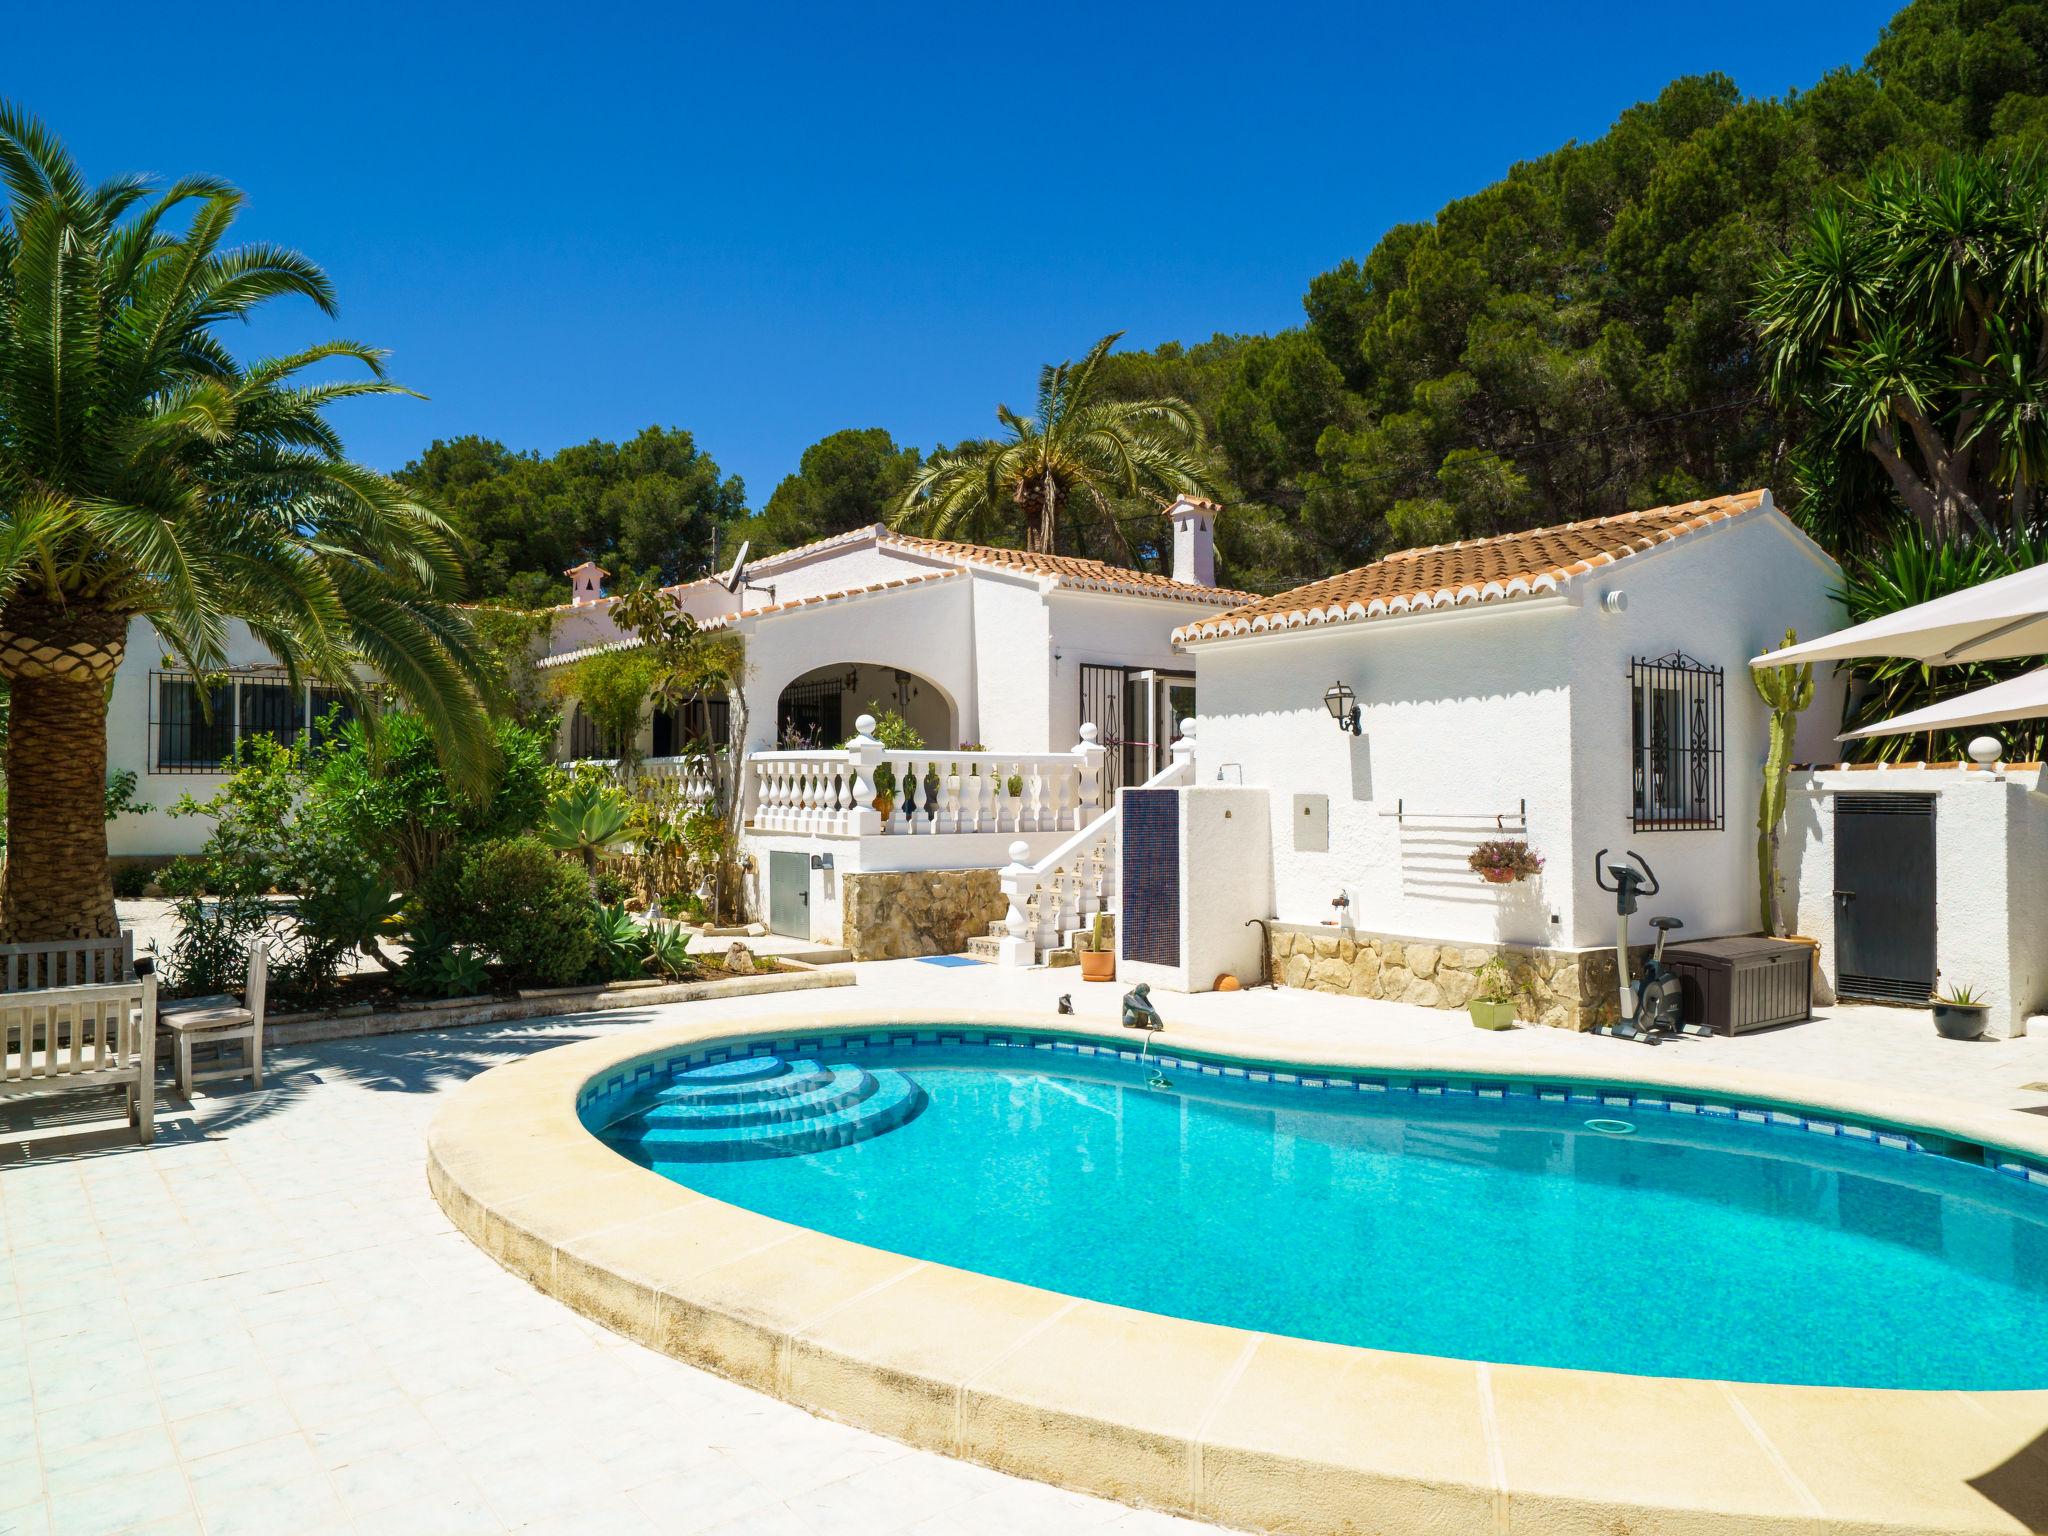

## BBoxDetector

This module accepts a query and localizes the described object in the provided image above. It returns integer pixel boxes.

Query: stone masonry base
[1266,924,1634,1031]
[842,869,1007,962]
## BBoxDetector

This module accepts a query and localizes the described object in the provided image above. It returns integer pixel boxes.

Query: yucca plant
[0,103,493,940]
[1835,532,2048,763]
[891,332,1215,558]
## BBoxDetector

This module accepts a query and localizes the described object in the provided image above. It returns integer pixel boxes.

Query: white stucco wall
[1564,511,1844,951]
[969,573,1053,751]
[1116,785,1272,994]
[105,617,292,859]
[1186,509,1844,952]
[739,578,978,753]
[1782,764,2048,1036]
[1044,590,1211,748]
[1188,603,1579,946]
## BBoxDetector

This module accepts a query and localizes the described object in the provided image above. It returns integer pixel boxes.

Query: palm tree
[0,103,494,941]
[891,332,1215,557]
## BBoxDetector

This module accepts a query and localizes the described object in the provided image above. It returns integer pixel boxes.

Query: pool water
[592,1040,2048,1389]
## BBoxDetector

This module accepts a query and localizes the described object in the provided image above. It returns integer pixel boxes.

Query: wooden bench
[0,933,135,991]
[0,969,158,1143]
[160,943,267,1096]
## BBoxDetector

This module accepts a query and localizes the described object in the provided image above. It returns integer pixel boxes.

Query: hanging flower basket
[1469,839,1543,884]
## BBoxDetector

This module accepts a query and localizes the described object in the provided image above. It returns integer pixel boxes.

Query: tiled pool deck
[6,960,2048,1535]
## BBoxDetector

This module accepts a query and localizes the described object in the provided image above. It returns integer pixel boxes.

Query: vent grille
[1834,793,1937,817]
[1839,972,1932,1004]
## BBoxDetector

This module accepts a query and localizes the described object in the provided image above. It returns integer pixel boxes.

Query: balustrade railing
[746,719,1107,838]
[996,722,1196,965]
[572,753,723,809]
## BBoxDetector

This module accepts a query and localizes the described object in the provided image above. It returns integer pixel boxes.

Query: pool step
[621,1067,927,1162]
[638,1066,880,1129]
[649,1057,836,1107]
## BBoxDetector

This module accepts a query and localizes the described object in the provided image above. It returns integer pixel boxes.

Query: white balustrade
[744,718,1108,841]
[996,719,1197,965]
[572,753,722,810]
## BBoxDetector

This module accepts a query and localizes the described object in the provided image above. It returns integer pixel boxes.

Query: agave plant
[591,902,645,981]
[427,947,488,999]
[542,782,633,892]
[641,919,697,981]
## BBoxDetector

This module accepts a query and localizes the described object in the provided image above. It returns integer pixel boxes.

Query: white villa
[97,485,2048,1033]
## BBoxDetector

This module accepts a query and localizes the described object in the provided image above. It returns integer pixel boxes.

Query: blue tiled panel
[1120,789,1181,968]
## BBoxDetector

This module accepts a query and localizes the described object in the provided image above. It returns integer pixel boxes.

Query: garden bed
[263,962,851,1049]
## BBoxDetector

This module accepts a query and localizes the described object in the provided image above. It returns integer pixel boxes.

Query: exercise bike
[1591,849,1694,1043]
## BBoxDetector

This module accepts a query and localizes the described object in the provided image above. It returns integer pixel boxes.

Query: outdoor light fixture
[1324,681,1361,735]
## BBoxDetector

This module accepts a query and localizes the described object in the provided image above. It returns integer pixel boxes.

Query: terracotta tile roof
[880,531,1252,604]
[534,570,962,669]
[1173,491,1771,645]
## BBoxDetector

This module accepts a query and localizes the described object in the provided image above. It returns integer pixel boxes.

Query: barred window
[1630,653,1724,831]
[153,676,236,771]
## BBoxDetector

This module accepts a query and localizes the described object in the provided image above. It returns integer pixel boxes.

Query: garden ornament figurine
[1121,983,1164,1032]
[1057,994,1074,1015]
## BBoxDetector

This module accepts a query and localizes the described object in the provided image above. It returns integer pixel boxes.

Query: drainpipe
[1244,918,1277,988]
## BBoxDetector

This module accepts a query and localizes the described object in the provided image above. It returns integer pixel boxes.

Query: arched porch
[771,662,958,752]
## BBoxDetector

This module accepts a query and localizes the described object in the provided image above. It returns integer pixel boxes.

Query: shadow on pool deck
[1968,1427,2048,1529]
[0,1007,668,1165]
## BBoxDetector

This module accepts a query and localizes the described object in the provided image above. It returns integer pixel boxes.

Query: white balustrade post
[960,767,984,834]
[1074,723,1104,823]
[998,840,1036,966]
[1170,716,1197,777]
[846,715,882,837]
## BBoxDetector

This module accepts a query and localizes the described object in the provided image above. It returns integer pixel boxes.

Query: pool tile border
[576,1025,2048,1189]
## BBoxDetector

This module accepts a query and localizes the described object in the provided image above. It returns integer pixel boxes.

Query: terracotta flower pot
[1078,949,1115,982]
[1479,867,1517,885]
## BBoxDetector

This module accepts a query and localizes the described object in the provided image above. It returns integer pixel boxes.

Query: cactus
[1753,627,1814,936]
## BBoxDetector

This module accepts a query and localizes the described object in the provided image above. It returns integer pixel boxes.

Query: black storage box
[1665,938,1812,1036]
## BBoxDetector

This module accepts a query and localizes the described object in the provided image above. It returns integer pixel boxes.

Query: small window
[238,680,304,749]
[1630,653,1724,831]
[309,686,358,745]
[152,675,235,771]
[568,704,607,760]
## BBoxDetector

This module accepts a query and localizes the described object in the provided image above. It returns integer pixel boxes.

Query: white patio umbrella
[1838,666,2048,740]
[1750,560,2048,668]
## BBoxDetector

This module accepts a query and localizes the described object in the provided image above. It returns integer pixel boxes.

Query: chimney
[564,561,608,606]
[1165,497,1219,587]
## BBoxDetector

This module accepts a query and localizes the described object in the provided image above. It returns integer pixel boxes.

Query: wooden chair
[0,968,158,1143]
[0,933,135,991]
[160,942,267,1096]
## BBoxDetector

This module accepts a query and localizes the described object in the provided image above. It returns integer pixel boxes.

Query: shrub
[158,893,272,997]
[439,837,597,987]
[591,903,646,980]
[111,863,158,899]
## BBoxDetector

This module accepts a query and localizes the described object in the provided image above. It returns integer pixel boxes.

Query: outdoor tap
[1331,892,1350,911]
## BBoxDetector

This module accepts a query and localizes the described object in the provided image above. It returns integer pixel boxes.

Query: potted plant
[1469,840,1544,885]
[1931,983,1990,1041]
[1468,956,1520,1030]
[1005,772,1025,828]
[1076,913,1116,981]
[872,763,897,823]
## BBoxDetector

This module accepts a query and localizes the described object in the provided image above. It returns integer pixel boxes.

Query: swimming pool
[586,1029,2048,1391]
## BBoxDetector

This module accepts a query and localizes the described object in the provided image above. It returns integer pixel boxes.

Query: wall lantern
[1323,681,1361,735]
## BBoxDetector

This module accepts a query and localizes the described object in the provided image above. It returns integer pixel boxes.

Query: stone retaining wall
[842,869,1006,962]
[1265,925,1633,1031]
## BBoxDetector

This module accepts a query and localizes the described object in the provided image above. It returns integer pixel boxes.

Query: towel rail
[1378,798,1527,830]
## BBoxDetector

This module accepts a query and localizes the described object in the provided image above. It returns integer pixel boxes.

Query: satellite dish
[719,540,751,594]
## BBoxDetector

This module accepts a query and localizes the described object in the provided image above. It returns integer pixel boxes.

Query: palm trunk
[0,596,129,941]
[2,671,119,939]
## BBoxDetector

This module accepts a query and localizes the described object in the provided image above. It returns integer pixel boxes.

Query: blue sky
[11,1,1900,503]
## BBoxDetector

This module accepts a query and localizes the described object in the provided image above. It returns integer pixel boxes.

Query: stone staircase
[964,913,1113,968]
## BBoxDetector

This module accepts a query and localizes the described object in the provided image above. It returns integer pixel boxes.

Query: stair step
[622,1068,928,1162]
[651,1057,835,1107]
[639,1067,879,1129]
[965,936,1004,960]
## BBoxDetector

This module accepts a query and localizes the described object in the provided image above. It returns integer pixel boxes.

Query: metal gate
[768,851,811,940]
[1079,665,1129,797]
[1834,793,1936,1003]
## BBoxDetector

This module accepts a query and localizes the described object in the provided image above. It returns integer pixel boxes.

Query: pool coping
[426,1008,2048,1536]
